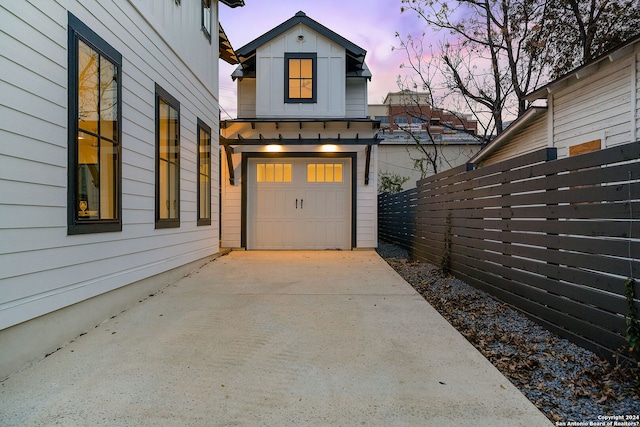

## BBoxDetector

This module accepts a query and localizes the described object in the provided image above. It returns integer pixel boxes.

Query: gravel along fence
[376,242,639,424]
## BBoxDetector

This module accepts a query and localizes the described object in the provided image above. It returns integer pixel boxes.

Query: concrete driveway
[0,251,551,426]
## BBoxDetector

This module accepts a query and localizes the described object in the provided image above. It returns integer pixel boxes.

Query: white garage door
[247,158,351,249]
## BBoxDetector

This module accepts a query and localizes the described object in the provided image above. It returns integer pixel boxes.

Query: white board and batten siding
[1,1,222,331]
[255,24,346,118]
[346,78,368,118]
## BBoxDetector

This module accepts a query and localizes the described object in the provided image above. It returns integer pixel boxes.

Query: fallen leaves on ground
[384,257,639,422]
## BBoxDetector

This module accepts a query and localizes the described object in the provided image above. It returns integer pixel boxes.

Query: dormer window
[285,53,317,103]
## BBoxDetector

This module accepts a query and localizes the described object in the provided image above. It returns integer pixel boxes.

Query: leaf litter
[377,243,639,423]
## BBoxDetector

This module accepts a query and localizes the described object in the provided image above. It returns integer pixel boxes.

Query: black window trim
[155,83,181,229]
[67,12,123,235]
[284,52,317,104]
[197,118,212,226]
[201,0,212,43]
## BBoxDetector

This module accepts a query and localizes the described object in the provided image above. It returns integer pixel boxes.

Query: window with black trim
[67,12,122,235]
[285,53,317,103]
[202,0,212,42]
[197,119,211,226]
[155,84,180,228]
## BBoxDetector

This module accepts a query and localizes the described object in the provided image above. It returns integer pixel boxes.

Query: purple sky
[218,0,427,118]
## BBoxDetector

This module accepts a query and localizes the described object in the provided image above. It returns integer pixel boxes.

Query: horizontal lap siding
[553,55,632,153]
[0,1,221,329]
[379,141,640,359]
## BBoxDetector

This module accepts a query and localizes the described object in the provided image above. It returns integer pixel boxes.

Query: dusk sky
[218,0,428,118]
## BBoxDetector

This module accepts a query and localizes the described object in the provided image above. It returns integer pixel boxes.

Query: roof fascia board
[468,107,547,164]
[525,34,640,102]
[236,11,366,60]
[220,0,245,8]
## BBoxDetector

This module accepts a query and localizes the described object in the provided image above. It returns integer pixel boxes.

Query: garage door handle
[301,199,304,209]
[295,198,298,209]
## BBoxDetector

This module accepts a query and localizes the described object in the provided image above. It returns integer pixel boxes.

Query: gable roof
[526,32,640,101]
[233,11,369,79]
[468,106,547,165]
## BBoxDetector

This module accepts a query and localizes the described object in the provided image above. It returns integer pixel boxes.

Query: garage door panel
[248,158,351,250]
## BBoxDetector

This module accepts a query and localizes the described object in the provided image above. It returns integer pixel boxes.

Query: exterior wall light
[266,144,282,152]
[321,144,338,152]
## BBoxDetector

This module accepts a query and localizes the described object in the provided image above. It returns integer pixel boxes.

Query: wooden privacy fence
[378,141,640,359]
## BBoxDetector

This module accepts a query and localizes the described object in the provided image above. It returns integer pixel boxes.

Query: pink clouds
[218,0,424,116]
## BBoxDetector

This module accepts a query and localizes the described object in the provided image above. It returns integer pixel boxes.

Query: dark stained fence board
[378,141,640,360]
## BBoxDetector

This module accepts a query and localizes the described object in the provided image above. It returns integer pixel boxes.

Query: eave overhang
[525,33,640,101]
[467,106,547,166]
[219,23,239,64]
[233,11,368,80]
[220,0,245,8]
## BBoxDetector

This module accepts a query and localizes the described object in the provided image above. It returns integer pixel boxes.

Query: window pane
[99,139,117,219]
[325,164,334,182]
[284,164,292,182]
[300,79,313,98]
[203,0,211,35]
[158,97,179,221]
[265,164,275,182]
[77,133,99,219]
[334,164,343,182]
[78,41,99,135]
[289,59,301,78]
[169,161,178,218]
[316,164,325,182]
[289,80,301,99]
[257,164,265,182]
[198,125,211,223]
[159,158,169,218]
[300,59,312,78]
[274,163,283,182]
[100,58,117,141]
[307,164,316,182]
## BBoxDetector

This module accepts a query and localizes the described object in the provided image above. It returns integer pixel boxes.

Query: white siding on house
[254,24,346,118]
[552,53,633,157]
[346,78,368,118]
[379,143,482,187]
[220,148,243,248]
[356,145,378,248]
[237,78,256,118]
[0,1,221,331]
[482,114,548,166]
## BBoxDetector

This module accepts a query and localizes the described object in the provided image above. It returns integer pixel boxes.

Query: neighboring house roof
[526,32,640,101]
[219,23,239,64]
[468,106,547,165]
[220,0,245,7]
[378,130,482,146]
[232,11,370,80]
[468,33,640,166]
